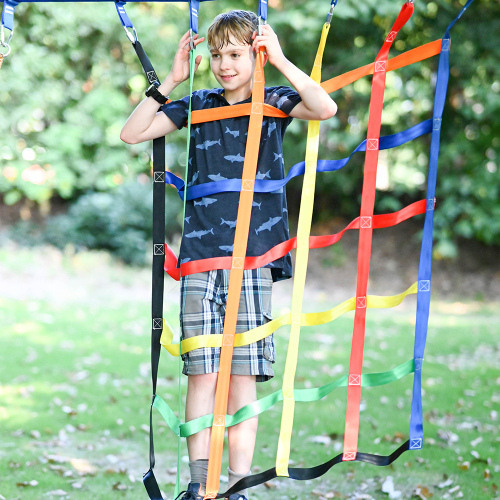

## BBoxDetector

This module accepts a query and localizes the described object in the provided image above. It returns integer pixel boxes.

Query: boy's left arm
[252,25,337,121]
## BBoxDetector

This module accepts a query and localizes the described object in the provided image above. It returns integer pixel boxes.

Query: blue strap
[1,0,19,32]
[409,0,476,451]
[115,1,134,29]
[190,0,200,34]
[165,119,433,200]
[258,0,268,22]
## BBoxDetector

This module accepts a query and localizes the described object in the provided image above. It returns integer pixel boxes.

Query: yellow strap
[275,22,330,477]
[160,282,418,356]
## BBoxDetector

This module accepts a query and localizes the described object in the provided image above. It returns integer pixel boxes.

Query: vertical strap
[408,0,476,451]
[204,50,266,500]
[342,1,414,462]
[275,21,331,478]
[258,0,268,23]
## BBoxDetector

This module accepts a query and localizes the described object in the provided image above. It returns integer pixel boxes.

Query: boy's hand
[251,24,286,69]
[167,31,205,86]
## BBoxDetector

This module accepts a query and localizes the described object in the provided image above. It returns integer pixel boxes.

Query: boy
[121,10,336,500]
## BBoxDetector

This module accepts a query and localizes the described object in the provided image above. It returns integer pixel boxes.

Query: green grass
[0,293,499,500]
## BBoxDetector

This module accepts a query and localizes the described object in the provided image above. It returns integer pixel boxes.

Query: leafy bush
[6,182,182,265]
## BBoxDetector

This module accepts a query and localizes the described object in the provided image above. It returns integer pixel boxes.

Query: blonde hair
[207,10,258,51]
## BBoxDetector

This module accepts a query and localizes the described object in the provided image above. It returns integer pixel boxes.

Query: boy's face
[209,34,256,95]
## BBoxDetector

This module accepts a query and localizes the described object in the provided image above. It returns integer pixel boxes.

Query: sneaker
[175,483,204,500]
[228,494,248,500]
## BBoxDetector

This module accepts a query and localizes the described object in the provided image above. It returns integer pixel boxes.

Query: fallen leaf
[47,489,68,496]
[414,486,433,499]
[438,478,453,489]
[484,469,491,481]
[16,480,38,487]
[381,476,401,499]
[46,454,69,463]
[458,462,470,471]
[70,458,97,475]
[112,482,127,491]
[264,481,277,489]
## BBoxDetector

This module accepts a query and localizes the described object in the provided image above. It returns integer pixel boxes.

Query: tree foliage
[0,0,498,258]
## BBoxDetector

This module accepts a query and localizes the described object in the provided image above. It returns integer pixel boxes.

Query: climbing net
[1,0,475,498]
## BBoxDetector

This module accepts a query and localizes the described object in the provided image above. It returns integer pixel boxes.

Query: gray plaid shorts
[180,268,275,382]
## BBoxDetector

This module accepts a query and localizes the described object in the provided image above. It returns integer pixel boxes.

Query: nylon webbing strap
[343,1,414,461]
[168,119,433,200]
[204,49,266,499]
[162,199,426,281]
[153,359,415,438]
[222,441,410,499]
[1,0,18,31]
[408,0,475,451]
[159,281,418,357]
[276,21,331,477]
[115,5,165,498]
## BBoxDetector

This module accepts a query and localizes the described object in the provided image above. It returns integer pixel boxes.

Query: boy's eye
[232,53,240,58]
[211,54,220,59]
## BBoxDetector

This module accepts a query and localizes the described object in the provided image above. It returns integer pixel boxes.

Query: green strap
[173,48,196,498]
[154,359,415,438]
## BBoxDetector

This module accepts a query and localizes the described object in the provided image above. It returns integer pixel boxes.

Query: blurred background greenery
[0,0,498,264]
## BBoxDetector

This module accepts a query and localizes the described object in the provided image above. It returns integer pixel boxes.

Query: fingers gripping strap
[204,50,266,500]
[276,22,330,477]
[343,1,414,461]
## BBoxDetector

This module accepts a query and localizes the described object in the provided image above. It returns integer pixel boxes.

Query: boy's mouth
[220,74,236,81]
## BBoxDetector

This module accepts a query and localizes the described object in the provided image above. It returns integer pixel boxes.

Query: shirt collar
[207,88,254,106]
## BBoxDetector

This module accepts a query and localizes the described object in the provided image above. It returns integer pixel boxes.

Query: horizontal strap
[322,40,442,94]
[218,441,410,498]
[160,281,417,356]
[153,359,414,437]
[190,103,289,125]
[164,200,426,280]
[166,120,433,200]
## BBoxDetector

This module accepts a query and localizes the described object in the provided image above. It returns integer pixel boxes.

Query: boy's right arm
[120,31,205,145]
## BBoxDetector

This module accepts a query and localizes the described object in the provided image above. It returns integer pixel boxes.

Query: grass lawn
[0,278,499,499]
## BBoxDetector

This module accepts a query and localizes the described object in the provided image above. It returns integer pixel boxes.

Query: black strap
[127,37,165,499]
[218,441,410,498]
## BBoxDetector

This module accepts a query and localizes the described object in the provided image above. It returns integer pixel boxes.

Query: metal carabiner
[406,0,415,4]
[123,25,138,44]
[326,0,338,26]
[1,25,13,47]
[0,43,11,58]
[258,16,265,36]
[189,28,195,51]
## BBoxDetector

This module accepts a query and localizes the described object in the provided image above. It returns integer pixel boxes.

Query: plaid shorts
[180,268,275,382]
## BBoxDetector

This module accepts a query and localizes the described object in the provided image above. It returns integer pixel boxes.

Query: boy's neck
[223,82,253,105]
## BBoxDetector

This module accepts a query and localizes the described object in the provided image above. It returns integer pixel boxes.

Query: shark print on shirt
[255,216,283,235]
[161,85,302,282]
[196,139,221,150]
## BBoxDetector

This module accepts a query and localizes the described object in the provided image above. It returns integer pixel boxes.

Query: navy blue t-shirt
[161,86,301,281]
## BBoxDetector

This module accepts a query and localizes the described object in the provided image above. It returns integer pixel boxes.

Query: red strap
[342,1,414,462]
[164,199,426,281]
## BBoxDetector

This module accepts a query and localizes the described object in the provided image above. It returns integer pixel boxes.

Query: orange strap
[321,39,442,93]
[191,102,288,124]
[204,50,266,499]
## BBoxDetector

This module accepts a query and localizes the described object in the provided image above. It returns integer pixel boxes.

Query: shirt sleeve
[160,95,190,130]
[265,86,302,116]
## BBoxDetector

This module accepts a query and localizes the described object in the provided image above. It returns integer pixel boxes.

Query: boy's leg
[227,374,257,497]
[186,372,218,495]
